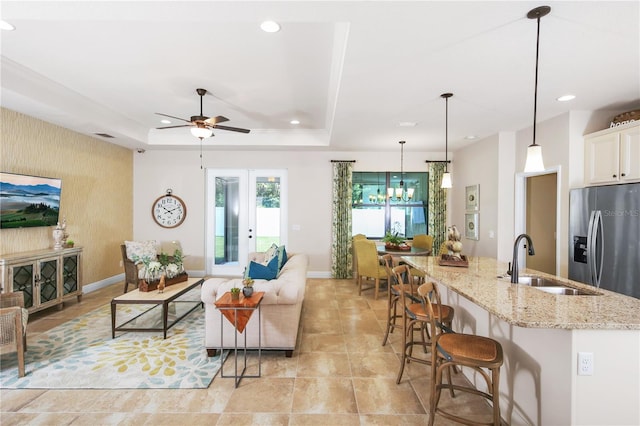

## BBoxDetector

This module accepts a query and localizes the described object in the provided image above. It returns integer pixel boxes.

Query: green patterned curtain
[428,162,447,255]
[331,161,354,278]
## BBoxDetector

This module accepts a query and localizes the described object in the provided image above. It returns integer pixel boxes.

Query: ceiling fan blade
[155,113,192,123]
[204,115,229,125]
[213,124,251,134]
[156,124,192,129]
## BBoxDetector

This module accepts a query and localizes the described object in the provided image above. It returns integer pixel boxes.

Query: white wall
[133,148,445,276]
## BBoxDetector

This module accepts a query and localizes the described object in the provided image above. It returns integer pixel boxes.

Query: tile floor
[1,278,496,425]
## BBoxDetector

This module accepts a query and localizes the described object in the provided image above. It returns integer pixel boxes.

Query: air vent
[94,133,114,138]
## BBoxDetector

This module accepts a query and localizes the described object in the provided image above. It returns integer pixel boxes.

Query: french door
[205,169,288,276]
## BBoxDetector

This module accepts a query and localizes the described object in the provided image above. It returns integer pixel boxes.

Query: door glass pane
[215,176,240,265]
[255,176,281,252]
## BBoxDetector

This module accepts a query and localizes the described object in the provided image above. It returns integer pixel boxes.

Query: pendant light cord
[532,14,541,146]
[445,96,449,172]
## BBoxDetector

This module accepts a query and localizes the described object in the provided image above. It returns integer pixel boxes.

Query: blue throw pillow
[246,254,279,280]
[277,245,288,271]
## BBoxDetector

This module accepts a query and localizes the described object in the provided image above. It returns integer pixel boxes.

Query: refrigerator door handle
[586,211,596,285]
[594,210,604,288]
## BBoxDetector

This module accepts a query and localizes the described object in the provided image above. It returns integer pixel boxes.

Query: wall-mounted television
[0,172,62,229]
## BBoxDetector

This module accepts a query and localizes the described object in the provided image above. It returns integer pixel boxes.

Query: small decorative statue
[158,273,166,293]
[445,225,464,259]
[53,222,65,250]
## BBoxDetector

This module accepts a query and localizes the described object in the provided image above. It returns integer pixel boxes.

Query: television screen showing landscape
[0,172,62,229]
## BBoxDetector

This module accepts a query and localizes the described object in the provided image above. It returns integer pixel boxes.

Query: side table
[214,291,264,387]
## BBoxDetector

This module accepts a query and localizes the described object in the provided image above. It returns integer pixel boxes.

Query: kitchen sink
[534,286,600,296]
[506,275,601,296]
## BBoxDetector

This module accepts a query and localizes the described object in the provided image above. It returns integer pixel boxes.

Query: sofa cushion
[124,240,158,261]
[276,245,288,272]
[246,255,279,280]
[263,243,278,265]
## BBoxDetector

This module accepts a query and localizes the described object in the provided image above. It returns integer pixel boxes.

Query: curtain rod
[330,160,356,163]
[425,160,451,164]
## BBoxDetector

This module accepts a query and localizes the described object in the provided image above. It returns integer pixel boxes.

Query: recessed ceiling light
[0,20,15,31]
[261,21,280,33]
[290,119,300,125]
[160,119,171,124]
[464,135,478,140]
[398,121,417,127]
[557,94,576,102]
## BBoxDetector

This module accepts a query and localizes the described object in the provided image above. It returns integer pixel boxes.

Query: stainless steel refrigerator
[568,183,640,298]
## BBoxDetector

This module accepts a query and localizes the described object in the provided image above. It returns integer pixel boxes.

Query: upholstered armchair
[0,291,29,377]
[121,244,140,293]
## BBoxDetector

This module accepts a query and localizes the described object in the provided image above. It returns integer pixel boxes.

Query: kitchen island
[402,256,640,426]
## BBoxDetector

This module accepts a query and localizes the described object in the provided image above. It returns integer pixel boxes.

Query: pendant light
[388,141,414,201]
[524,5,550,173]
[441,93,453,189]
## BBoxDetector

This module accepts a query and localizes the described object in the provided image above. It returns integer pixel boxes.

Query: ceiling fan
[155,88,250,138]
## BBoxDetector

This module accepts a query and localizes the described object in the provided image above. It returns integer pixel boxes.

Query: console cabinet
[0,247,83,313]
[584,121,640,186]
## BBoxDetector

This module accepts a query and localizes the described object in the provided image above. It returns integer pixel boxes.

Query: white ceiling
[1,1,639,153]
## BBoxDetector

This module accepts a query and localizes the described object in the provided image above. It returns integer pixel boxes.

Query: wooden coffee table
[111,277,204,339]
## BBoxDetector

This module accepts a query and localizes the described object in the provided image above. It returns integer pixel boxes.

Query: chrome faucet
[510,234,536,283]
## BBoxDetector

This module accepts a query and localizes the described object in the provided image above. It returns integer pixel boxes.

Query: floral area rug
[0,289,225,389]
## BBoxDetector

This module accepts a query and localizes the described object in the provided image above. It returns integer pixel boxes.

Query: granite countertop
[401,256,640,330]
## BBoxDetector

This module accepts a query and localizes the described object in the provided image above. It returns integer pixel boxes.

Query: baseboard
[83,270,333,294]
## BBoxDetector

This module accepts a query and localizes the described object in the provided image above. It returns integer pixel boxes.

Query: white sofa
[200,252,308,357]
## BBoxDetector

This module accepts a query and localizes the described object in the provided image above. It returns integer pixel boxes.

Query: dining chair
[352,234,367,283]
[413,234,434,253]
[0,292,29,377]
[418,281,503,426]
[353,238,388,300]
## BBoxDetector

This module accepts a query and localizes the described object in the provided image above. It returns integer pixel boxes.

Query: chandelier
[387,141,414,201]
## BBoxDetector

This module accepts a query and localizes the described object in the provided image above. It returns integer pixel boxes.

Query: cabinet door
[62,254,79,295]
[585,133,620,184]
[10,263,35,309]
[620,127,640,181]
[38,258,59,306]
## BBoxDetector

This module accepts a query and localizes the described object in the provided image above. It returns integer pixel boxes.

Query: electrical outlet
[119,260,123,267]
[578,352,594,376]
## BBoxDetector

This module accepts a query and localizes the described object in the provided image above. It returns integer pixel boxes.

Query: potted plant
[242,278,254,297]
[65,239,75,248]
[382,231,406,250]
[230,286,241,301]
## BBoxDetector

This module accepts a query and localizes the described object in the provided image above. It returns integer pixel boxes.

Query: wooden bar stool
[392,265,454,384]
[381,255,418,346]
[418,281,504,426]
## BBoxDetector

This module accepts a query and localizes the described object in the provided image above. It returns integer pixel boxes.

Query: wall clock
[152,189,187,228]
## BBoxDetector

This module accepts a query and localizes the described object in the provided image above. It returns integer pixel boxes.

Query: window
[352,172,428,239]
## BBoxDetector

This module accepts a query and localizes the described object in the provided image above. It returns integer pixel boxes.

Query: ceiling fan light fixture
[191,126,213,139]
[261,20,281,33]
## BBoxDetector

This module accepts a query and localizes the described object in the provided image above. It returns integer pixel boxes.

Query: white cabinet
[0,247,83,313]
[584,122,640,185]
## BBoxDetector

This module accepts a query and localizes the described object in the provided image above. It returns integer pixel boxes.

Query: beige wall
[132,150,445,276]
[1,108,133,284]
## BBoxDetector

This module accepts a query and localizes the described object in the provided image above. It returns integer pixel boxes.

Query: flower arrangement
[133,249,185,282]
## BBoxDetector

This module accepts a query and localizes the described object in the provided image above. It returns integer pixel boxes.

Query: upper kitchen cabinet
[584,121,640,186]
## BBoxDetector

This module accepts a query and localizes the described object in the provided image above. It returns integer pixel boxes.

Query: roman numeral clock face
[152,192,187,228]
